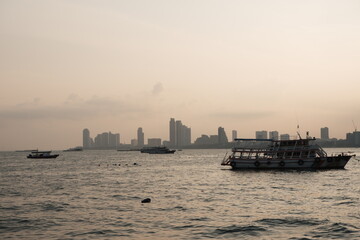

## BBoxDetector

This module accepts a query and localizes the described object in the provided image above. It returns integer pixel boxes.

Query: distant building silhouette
[171,118,191,147]
[169,118,176,146]
[321,127,329,140]
[256,130,268,139]
[109,132,120,147]
[131,139,138,147]
[194,135,211,145]
[90,131,120,149]
[218,127,228,145]
[148,138,161,146]
[346,131,360,147]
[269,131,279,140]
[83,128,91,149]
[137,127,144,147]
[232,130,237,141]
[280,134,290,140]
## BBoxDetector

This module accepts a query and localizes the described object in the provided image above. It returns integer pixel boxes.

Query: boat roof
[234,138,273,142]
[234,138,316,142]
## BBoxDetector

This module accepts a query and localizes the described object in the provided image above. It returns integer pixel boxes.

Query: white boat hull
[229,156,351,170]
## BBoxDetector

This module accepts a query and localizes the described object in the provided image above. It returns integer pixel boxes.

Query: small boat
[63,146,83,152]
[140,146,176,154]
[27,151,59,159]
[221,138,354,170]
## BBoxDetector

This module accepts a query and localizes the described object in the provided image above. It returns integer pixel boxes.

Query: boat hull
[229,155,352,170]
[27,154,59,159]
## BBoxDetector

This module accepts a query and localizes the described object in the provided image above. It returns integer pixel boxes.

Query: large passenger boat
[27,151,59,159]
[140,146,176,154]
[221,138,354,170]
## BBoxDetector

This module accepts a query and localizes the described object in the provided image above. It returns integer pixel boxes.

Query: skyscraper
[83,128,91,149]
[321,127,329,139]
[269,131,279,140]
[137,127,144,147]
[232,130,237,141]
[170,118,192,147]
[175,120,183,147]
[218,127,229,145]
[182,125,191,146]
[169,118,176,147]
[256,130,268,139]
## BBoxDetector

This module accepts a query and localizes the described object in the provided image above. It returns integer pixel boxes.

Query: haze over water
[1,149,359,239]
[1,1,360,150]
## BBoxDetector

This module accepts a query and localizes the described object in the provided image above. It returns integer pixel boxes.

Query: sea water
[1,149,359,239]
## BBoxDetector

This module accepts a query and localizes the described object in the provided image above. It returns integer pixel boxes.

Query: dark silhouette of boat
[140,146,176,154]
[27,151,59,159]
[63,146,83,152]
[221,138,354,170]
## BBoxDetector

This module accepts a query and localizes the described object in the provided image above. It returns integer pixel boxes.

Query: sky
[1,0,360,150]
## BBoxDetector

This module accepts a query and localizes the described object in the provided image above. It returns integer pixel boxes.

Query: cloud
[152,82,163,96]
[0,96,149,121]
[208,110,276,120]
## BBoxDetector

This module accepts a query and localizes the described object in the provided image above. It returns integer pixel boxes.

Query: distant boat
[117,149,141,152]
[221,138,354,170]
[27,151,59,159]
[140,146,176,154]
[63,146,83,152]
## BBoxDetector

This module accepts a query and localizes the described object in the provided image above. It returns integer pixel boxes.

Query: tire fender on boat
[254,161,260,167]
[279,161,285,167]
[298,160,304,165]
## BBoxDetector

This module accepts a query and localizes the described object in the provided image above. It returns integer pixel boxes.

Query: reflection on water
[0,149,359,239]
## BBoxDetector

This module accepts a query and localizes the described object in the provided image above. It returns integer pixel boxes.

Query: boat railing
[314,144,327,157]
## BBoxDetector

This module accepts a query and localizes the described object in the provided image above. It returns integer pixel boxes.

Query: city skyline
[1,1,360,150]
[80,119,360,150]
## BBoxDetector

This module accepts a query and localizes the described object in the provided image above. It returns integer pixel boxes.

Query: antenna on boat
[296,123,302,139]
[352,120,357,132]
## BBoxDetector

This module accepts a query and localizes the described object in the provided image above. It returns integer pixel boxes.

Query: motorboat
[140,146,176,154]
[27,151,59,159]
[221,138,354,170]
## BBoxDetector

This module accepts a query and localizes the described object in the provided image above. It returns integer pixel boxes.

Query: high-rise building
[218,127,229,145]
[321,127,329,139]
[83,128,91,149]
[137,127,144,147]
[232,130,237,141]
[269,131,279,140]
[170,118,191,147]
[169,118,176,147]
[256,130,268,139]
[280,134,290,140]
[109,132,120,147]
[85,129,120,149]
[175,120,183,147]
[182,125,191,146]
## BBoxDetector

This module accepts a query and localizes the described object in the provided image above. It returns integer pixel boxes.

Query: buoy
[141,198,151,203]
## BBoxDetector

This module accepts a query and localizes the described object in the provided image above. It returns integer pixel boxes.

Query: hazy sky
[1,0,360,150]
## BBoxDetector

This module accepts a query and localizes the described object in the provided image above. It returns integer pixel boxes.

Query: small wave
[256,217,327,227]
[333,201,356,206]
[67,229,121,237]
[0,218,58,233]
[211,224,267,237]
[41,202,68,212]
[311,222,360,239]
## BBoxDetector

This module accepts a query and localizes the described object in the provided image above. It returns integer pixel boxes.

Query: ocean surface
[1,148,359,240]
